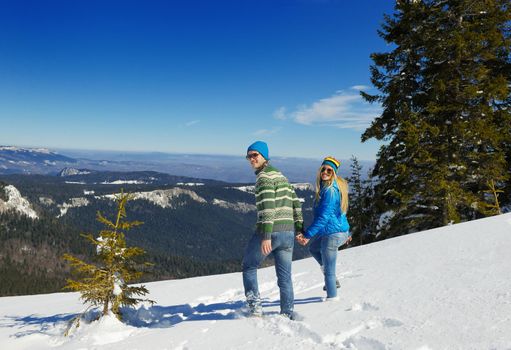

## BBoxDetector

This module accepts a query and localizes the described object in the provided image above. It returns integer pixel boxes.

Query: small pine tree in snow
[63,190,153,326]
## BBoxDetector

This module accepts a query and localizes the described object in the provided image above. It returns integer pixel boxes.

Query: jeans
[308,231,350,298]
[242,231,294,316]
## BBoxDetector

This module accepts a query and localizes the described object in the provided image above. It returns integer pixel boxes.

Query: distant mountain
[0,146,77,174]
[56,168,224,186]
[0,145,375,183]
[58,167,94,177]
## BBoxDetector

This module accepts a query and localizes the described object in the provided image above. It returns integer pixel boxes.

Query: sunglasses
[321,167,333,175]
[246,152,260,160]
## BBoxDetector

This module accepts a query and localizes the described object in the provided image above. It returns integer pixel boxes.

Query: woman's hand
[295,233,309,246]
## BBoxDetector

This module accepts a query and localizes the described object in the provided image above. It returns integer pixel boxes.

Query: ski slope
[1,213,510,350]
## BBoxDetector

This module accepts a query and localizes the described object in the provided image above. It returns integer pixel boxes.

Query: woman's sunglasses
[246,153,260,160]
[321,167,333,175]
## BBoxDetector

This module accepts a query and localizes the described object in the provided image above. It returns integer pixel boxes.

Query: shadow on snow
[2,296,323,337]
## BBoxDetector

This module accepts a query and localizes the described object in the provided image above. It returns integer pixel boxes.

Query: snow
[113,274,123,296]
[1,213,511,349]
[0,185,38,219]
[0,146,52,154]
[59,168,91,177]
[96,188,207,209]
[56,188,254,214]
[39,197,55,206]
[212,198,256,213]
[231,185,256,193]
[233,183,313,194]
[292,183,314,191]
[376,210,394,235]
[176,183,204,186]
[57,198,90,218]
[101,180,148,185]
[131,189,207,208]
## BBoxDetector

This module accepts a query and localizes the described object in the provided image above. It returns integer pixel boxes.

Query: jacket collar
[254,162,269,175]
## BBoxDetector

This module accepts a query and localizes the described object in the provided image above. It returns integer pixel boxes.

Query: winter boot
[246,292,263,317]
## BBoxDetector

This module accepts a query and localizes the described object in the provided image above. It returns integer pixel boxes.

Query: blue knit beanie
[247,141,269,160]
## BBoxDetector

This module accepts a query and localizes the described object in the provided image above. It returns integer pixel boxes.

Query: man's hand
[295,233,309,246]
[261,239,272,255]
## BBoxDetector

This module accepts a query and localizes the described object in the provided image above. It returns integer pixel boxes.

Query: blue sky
[0,0,395,161]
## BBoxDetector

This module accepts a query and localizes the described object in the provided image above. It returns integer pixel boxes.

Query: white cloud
[253,127,281,136]
[273,107,287,120]
[350,85,370,91]
[291,91,380,131]
[185,120,200,127]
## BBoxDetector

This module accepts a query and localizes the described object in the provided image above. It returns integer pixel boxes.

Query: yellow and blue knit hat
[322,156,340,173]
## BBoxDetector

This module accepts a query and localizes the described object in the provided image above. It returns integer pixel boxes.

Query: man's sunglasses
[246,153,260,160]
[321,167,333,175]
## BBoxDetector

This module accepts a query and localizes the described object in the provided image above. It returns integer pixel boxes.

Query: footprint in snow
[347,302,379,312]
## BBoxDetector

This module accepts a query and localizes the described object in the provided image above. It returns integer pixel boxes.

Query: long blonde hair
[314,165,349,214]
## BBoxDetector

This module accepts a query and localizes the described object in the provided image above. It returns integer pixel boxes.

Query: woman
[296,156,351,301]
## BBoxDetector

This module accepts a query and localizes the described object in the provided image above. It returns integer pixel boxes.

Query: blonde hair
[314,164,349,214]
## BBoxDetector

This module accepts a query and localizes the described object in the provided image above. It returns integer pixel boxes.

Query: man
[242,141,303,319]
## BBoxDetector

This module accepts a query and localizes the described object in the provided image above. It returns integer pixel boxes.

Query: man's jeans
[242,231,294,316]
[309,231,350,298]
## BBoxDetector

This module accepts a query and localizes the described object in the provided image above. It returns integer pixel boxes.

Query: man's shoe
[248,304,263,317]
[324,296,340,302]
[280,311,295,320]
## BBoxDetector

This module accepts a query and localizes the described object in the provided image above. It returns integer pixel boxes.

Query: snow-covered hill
[1,213,510,350]
[0,184,38,219]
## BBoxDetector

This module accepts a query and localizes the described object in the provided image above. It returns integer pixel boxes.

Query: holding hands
[295,232,309,246]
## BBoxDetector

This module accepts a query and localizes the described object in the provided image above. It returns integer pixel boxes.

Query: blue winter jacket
[304,180,350,239]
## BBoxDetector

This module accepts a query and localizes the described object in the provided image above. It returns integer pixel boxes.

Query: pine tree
[347,157,379,245]
[481,179,504,215]
[361,0,511,238]
[63,190,154,328]
[347,156,365,245]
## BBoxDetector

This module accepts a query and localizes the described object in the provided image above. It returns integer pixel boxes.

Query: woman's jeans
[242,231,294,316]
[308,231,350,298]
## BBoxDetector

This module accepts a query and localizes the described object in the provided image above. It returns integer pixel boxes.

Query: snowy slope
[1,213,510,350]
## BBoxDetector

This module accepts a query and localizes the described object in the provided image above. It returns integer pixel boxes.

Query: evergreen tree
[63,190,153,326]
[347,157,379,245]
[362,0,511,238]
[481,179,504,215]
[347,156,365,245]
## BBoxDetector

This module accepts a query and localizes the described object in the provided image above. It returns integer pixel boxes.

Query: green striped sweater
[254,164,303,239]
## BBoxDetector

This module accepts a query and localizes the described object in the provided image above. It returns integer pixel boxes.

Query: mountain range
[0,169,314,296]
[0,145,373,297]
[0,146,375,183]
